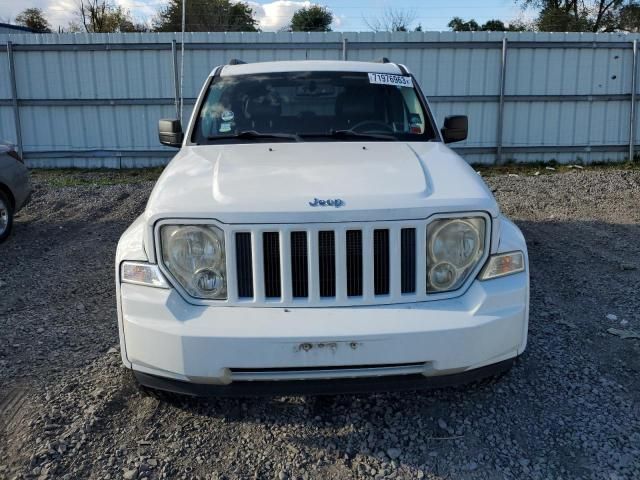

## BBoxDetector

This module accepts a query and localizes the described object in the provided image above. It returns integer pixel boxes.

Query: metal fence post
[171,39,180,120]
[342,38,348,61]
[496,37,508,165]
[629,39,637,162]
[6,41,23,159]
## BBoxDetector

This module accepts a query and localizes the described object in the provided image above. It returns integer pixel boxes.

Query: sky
[0,0,528,32]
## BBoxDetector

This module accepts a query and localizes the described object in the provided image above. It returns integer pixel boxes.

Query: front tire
[0,191,13,243]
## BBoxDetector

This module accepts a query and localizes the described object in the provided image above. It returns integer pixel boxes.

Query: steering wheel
[348,120,394,134]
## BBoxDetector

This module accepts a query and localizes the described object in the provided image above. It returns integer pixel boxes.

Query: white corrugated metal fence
[1,31,639,168]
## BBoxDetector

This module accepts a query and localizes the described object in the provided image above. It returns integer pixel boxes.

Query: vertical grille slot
[374,229,390,295]
[401,228,417,294]
[346,230,363,297]
[318,231,336,297]
[235,232,253,298]
[263,232,281,298]
[290,231,308,298]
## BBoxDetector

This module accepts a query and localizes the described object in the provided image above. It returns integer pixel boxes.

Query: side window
[194,82,232,142]
[400,87,425,134]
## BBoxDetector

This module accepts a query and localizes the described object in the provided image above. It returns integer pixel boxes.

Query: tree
[619,3,640,31]
[290,5,333,32]
[448,17,480,31]
[365,8,420,32]
[15,8,52,33]
[76,0,147,33]
[154,0,258,32]
[516,0,640,32]
[482,19,508,31]
[448,17,526,32]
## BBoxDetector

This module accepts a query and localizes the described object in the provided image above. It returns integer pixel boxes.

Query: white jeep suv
[116,59,529,396]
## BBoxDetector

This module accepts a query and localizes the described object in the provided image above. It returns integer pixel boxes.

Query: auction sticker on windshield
[368,73,414,87]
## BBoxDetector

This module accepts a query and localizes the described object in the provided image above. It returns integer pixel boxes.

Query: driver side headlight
[427,217,486,292]
[160,225,227,300]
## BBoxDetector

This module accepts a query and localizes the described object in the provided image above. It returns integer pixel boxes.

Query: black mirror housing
[159,119,184,148]
[441,115,468,144]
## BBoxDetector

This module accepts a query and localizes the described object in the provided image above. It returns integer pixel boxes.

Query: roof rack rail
[375,57,391,64]
[227,59,246,66]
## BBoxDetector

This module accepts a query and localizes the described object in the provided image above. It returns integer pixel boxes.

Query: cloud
[46,0,80,29]
[0,0,151,30]
[247,1,336,32]
[0,0,338,32]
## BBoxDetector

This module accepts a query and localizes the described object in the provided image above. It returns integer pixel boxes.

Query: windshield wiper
[207,130,302,142]
[300,130,397,141]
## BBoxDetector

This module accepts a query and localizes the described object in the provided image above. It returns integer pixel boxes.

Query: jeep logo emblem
[308,198,345,208]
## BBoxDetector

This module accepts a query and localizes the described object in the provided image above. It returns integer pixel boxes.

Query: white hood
[145,141,498,225]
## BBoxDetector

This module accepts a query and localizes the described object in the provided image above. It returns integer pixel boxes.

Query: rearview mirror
[441,115,468,144]
[159,119,183,148]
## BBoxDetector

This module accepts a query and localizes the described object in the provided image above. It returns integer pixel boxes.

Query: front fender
[115,214,149,368]
[496,215,529,354]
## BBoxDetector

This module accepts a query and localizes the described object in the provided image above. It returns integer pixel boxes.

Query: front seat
[244,97,282,132]
[335,86,384,129]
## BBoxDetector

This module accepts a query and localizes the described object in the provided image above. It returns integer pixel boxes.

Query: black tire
[0,190,13,243]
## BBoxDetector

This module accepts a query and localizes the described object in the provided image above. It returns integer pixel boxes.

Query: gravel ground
[1,167,640,480]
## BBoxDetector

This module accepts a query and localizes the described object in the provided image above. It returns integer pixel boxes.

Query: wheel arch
[0,183,15,210]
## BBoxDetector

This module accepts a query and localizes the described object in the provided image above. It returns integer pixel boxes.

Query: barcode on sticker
[368,73,413,87]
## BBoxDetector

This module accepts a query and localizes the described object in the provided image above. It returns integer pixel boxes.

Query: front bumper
[118,271,528,395]
[134,357,517,397]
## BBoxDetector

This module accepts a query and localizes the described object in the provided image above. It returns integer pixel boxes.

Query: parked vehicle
[116,60,529,396]
[0,144,31,243]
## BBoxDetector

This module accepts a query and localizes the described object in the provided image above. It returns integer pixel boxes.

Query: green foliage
[448,17,526,32]
[77,0,147,33]
[15,8,51,33]
[517,0,640,32]
[153,0,258,32]
[617,3,640,32]
[450,1,640,33]
[448,17,480,31]
[290,5,333,32]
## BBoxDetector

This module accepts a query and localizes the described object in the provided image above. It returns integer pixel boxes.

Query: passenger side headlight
[427,217,486,292]
[160,225,227,299]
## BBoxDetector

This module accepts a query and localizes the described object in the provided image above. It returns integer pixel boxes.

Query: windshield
[191,71,437,144]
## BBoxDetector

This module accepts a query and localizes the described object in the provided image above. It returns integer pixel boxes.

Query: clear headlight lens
[427,217,486,292]
[160,225,227,299]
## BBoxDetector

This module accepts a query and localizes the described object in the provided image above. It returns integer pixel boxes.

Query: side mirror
[159,119,184,148]
[441,115,468,144]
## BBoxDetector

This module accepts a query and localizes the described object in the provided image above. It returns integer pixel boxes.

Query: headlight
[427,217,486,292]
[160,225,227,299]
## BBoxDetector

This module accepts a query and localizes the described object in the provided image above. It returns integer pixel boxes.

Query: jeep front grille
[228,221,435,307]
[235,232,253,298]
[400,228,417,294]
[290,231,309,298]
[346,230,363,297]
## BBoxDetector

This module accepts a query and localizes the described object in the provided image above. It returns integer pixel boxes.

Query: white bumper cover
[118,272,528,385]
